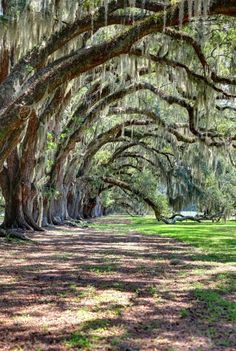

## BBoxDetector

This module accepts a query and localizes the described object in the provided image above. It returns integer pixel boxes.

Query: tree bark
[0,114,44,231]
[0,151,40,230]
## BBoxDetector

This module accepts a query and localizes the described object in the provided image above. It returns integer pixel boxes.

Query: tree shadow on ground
[0,224,235,351]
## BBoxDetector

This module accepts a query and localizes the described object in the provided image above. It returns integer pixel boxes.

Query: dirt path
[0,218,235,351]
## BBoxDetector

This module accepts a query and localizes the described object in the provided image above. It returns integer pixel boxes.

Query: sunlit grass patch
[58,284,100,302]
[80,263,118,274]
[193,288,236,322]
[76,285,97,300]
[65,322,126,350]
[214,272,236,293]
[91,216,236,263]
[66,290,128,350]
[65,332,92,349]
[77,307,97,323]
[80,318,110,333]
[74,286,131,331]
[13,313,33,323]
[90,289,131,305]
[41,323,49,332]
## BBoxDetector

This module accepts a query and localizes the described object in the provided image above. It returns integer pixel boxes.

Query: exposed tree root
[0,228,30,241]
[64,219,89,228]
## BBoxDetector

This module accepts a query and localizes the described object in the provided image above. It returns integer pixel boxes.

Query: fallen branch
[160,212,225,224]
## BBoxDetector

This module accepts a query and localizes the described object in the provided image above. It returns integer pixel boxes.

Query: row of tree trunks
[0,172,105,231]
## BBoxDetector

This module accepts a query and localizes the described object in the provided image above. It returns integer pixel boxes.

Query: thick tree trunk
[2,179,25,229]
[0,48,9,84]
[91,197,104,218]
[0,173,42,230]
[44,183,71,225]
[0,144,43,231]
[83,197,97,219]
[51,190,69,224]
[67,186,83,220]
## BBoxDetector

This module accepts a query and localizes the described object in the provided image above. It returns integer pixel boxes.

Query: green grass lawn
[92,216,236,263]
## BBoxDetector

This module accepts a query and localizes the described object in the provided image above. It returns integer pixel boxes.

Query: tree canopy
[0,0,235,231]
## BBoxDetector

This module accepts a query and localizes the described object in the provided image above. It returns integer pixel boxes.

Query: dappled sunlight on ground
[0,218,235,350]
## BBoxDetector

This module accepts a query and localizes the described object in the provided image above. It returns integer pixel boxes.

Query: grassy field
[92,216,236,263]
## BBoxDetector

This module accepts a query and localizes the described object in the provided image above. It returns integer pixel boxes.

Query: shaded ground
[0,216,235,351]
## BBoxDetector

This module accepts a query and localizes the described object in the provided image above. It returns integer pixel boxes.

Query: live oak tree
[0,0,236,231]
